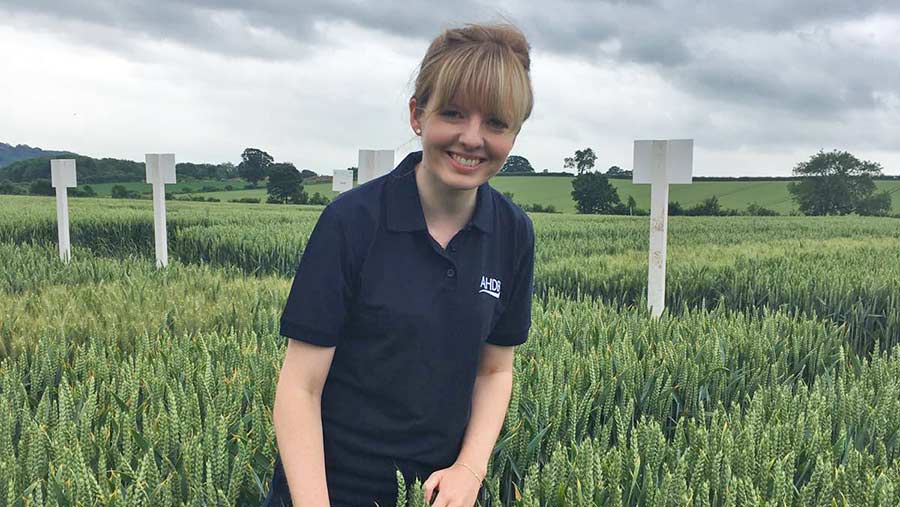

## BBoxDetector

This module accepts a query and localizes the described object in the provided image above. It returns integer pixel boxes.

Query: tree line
[564,148,896,217]
[235,148,330,205]
[0,147,333,206]
[0,155,239,183]
[1,146,895,217]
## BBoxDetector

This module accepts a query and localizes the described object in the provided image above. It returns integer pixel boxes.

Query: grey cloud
[0,0,501,60]
[673,24,900,119]
[3,0,899,123]
[6,1,898,64]
[677,58,879,119]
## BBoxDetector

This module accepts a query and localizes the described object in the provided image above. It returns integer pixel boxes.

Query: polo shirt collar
[385,150,494,234]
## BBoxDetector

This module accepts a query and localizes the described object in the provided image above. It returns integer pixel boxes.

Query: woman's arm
[454,343,517,480]
[272,338,337,507]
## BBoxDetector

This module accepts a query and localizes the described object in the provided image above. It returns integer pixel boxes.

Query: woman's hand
[422,464,482,507]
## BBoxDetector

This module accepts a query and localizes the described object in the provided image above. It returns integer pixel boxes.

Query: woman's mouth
[446,151,484,171]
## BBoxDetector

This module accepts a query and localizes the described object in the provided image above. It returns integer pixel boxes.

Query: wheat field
[1,194,899,506]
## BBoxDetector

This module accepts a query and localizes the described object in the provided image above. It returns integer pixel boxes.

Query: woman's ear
[409,97,421,135]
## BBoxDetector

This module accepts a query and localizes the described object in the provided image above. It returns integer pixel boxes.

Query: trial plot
[357,150,394,185]
[632,139,693,317]
[51,159,77,263]
[146,153,176,268]
[332,169,354,193]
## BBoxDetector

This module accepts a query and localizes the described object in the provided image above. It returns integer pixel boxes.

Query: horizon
[4,140,900,179]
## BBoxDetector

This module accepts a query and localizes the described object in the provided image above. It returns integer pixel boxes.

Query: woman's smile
[445,151,486,173]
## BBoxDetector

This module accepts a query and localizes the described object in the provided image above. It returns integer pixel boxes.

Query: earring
[415,128,421,135]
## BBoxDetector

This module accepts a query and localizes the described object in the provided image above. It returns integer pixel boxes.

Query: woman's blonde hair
[412,22,533,134]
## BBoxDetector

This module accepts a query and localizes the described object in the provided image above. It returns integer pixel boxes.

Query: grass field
[78,177,900,215]
[86,179,249,196]
[2,195,900,505]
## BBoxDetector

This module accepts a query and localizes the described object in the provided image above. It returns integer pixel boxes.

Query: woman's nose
[458,116,484,149]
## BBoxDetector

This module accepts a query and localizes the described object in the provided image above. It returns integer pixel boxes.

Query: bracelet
[453,461,483,483]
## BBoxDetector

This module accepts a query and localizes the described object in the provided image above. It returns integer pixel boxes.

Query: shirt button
[446,268,456,278]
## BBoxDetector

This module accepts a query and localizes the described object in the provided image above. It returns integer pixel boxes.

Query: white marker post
[357,150,395,185]
[632,139,693,317]
[145,153,176,268]
[51,159,77,263]
[332,169,354,193]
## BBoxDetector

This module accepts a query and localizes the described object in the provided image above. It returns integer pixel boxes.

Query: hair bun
[443,23,531,73]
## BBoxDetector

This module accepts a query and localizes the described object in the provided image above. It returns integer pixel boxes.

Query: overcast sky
[2,1,899,176]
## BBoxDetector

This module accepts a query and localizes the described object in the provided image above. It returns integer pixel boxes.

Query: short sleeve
[279,205,353,347]
[486,216,535,346]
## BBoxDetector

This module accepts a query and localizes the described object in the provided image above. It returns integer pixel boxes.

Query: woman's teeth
[448,152,482,167]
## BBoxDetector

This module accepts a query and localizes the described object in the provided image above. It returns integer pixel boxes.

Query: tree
[563,148,597,175]
[686,195,722,216]
[626,195,638,215]
[70,185,97,198]
[300,169,317,180]
[856,191,893,216]
[29,178,53,196]
[607,165,625,176]
[111,185,140,199]
[571,172,621,214]
[238,148,274,185]
[0,182,25,195]
[266,162,307,204]
[745,202,779,216]
[500,155,535,173]
[308,192,330,205]
[787,150,884,215]
[219,162,238,179]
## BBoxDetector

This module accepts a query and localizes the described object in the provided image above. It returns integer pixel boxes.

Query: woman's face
[409,94,518,191]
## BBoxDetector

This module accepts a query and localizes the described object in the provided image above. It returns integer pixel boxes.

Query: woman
[265,21,535,507]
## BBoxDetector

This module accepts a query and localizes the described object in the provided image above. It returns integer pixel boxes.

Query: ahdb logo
[479,275,501,299]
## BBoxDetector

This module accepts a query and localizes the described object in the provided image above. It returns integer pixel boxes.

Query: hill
[0,153,237,184]
[0,142,75,168]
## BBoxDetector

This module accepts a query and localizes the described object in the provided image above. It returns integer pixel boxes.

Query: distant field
[79,176,900,214]
[87,179,248,196]
[492,177,900,215]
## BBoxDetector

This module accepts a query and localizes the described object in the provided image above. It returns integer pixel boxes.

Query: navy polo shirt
[269,150,535,507]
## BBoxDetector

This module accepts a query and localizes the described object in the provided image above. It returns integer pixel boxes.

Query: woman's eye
[441,110,507,129]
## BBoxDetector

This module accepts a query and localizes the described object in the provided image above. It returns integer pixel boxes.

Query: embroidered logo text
[479,275,501,299]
